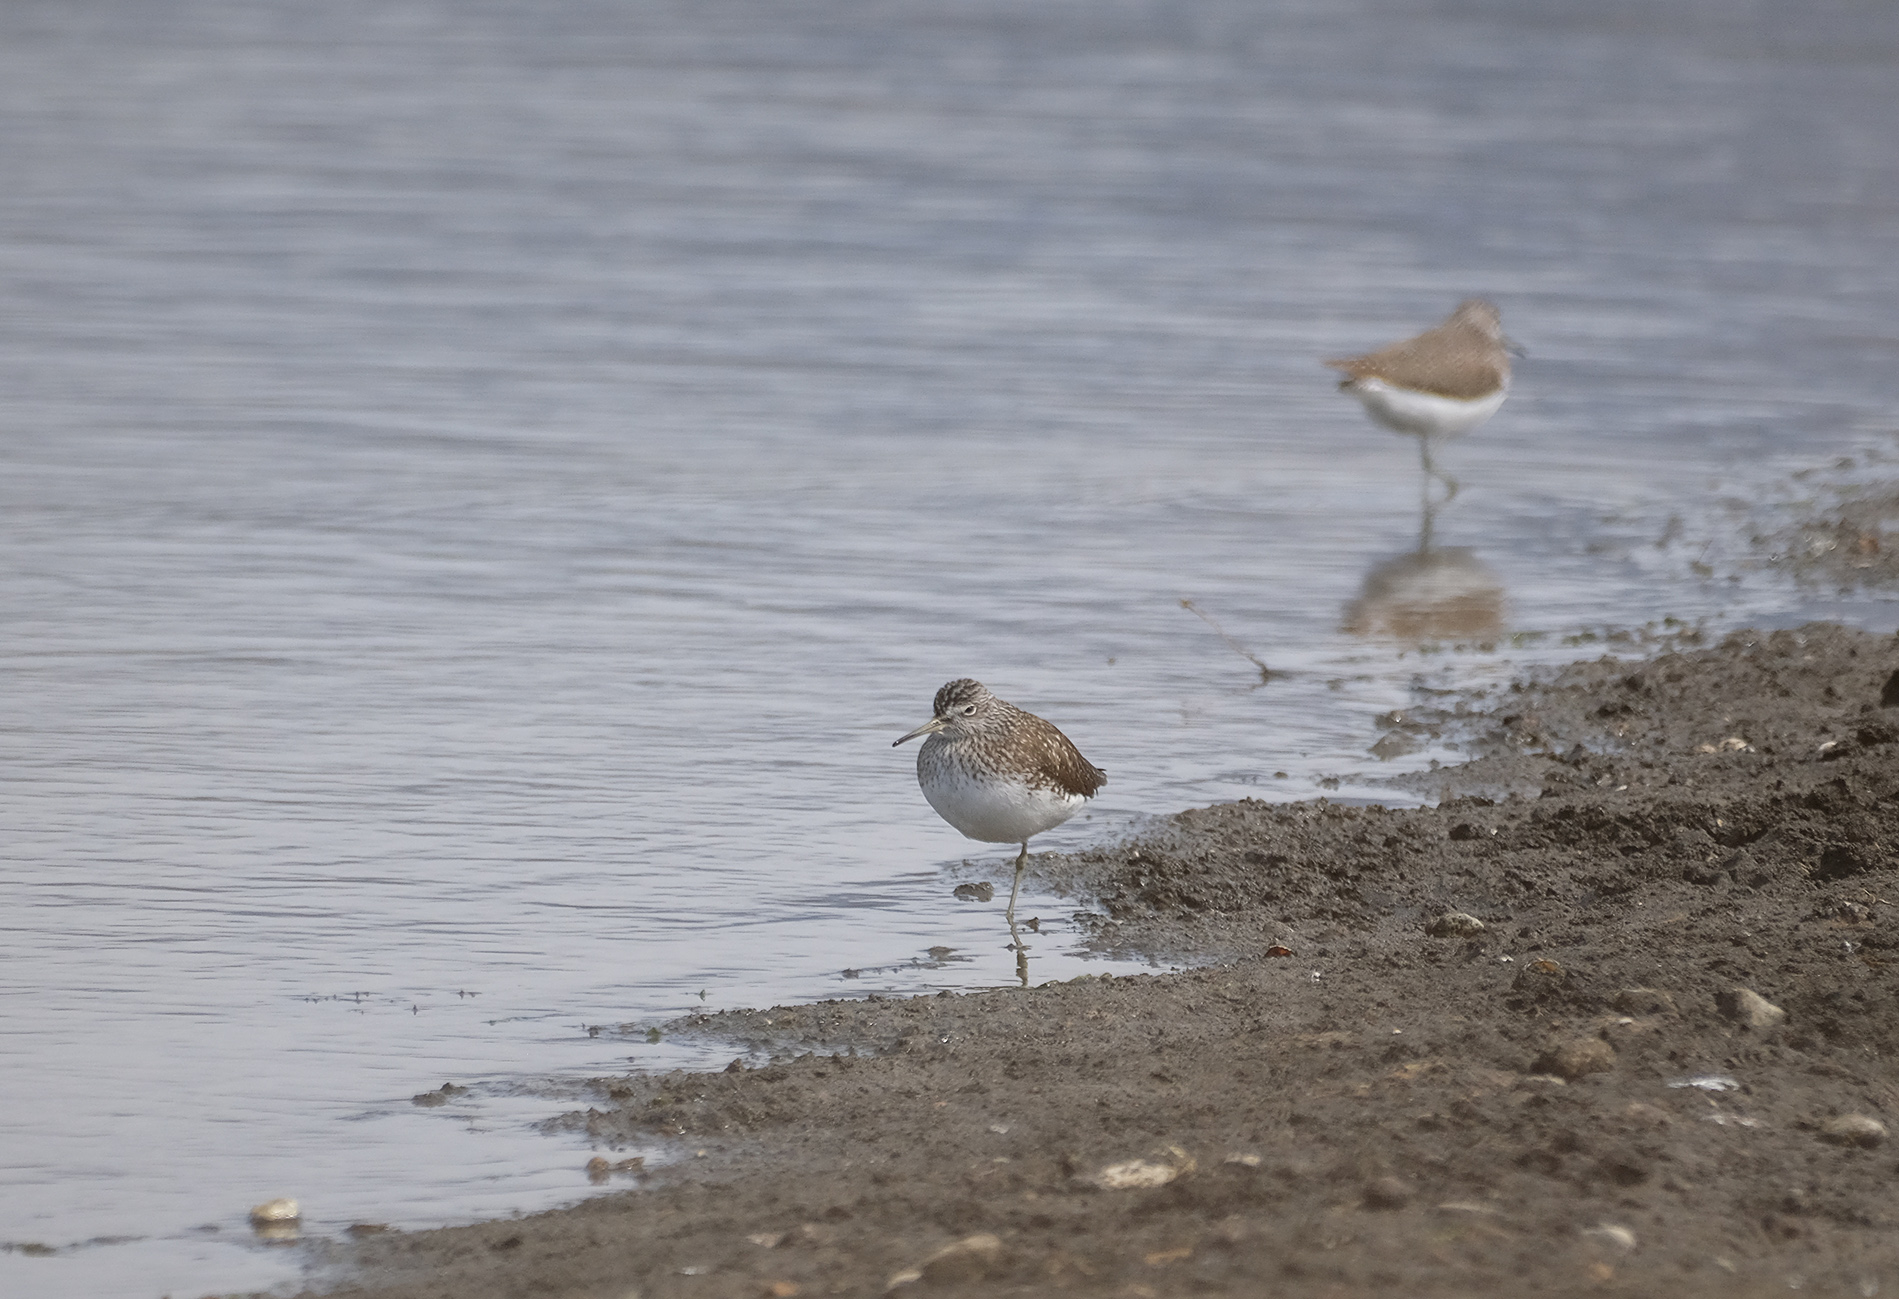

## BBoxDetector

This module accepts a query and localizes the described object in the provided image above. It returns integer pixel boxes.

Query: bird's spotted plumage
[894,679,1104,920]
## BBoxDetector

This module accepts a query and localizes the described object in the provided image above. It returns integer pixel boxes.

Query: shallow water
[3,1,1899,1294]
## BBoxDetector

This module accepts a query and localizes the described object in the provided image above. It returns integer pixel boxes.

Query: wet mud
[298,624,1899,1299]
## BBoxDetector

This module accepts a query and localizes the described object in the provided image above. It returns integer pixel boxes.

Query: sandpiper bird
[1325,299,1517,500]
[893,679,1105,922]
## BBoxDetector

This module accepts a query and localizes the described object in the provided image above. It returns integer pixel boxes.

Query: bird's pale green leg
[1006,842,1031,986]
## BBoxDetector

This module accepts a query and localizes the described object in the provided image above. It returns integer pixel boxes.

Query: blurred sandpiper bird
[1326,298,1518,499]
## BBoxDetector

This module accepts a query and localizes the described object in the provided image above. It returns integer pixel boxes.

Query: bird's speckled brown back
[1324,299,1509,400]
[991,703,1106,799]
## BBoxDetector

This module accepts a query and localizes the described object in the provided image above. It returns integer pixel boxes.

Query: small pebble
[1611,987,1676,1015]
[1818,1114,1888,1147]
[586,1156,645,1183]
[1512,958,1568,998]
[411,1082,467,1107]
[1426,912,1486,937]
[1363,1176,1413,1209]
[1534,1037,1616,1080]
[1370,731,1419,760]
[917,1233,1003,1283]
[249,1198,300,1224]
[1716,987,1786,1029]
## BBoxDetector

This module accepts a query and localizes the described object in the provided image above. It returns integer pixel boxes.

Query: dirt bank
[295,624,1899,1299]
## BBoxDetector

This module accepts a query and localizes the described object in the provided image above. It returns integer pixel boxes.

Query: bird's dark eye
[962,704,977,715]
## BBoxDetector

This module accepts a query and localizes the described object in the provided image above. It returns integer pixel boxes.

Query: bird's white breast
[1345,377,1507,439]
[916,741,1090,845]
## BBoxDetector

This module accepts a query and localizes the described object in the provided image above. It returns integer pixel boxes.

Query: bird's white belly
[1346,377,1507,439]
[918,757,1089,845]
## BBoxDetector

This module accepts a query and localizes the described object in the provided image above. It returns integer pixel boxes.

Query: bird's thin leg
[1420,436,1459,504]
[1005,842,1028,924]
[1005,843,1031,986]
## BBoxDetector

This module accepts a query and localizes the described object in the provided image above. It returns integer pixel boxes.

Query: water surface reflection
[1342,485,1507,643]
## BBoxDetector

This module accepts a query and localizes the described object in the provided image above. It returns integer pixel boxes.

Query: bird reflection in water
[1341,485,1505,642]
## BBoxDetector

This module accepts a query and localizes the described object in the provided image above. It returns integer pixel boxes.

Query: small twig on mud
[1180,599,1274,684]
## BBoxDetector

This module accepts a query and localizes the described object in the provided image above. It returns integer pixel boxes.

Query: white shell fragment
[1094,1159,1181,1190]
[1668,1074,1740,1092]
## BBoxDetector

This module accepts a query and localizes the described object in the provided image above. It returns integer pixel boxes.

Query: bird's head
[893,678,997,745]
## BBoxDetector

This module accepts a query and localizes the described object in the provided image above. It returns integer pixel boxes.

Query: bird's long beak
[893,716,947,747]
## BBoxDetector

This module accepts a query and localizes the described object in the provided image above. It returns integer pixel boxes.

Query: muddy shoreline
[295,624,1899,1299]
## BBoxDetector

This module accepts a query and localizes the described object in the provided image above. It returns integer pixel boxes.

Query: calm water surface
[4,1,1899,1294]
